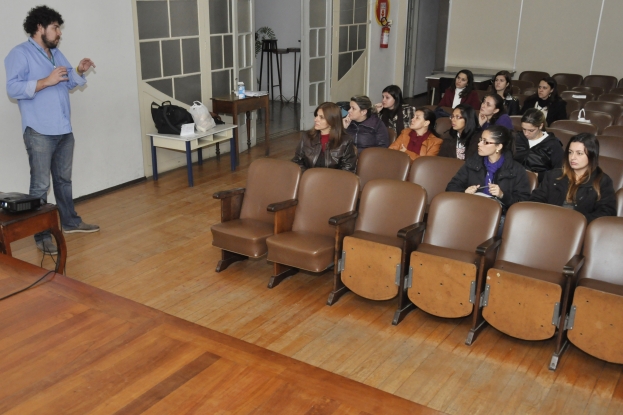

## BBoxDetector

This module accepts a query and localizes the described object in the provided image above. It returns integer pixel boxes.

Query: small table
[0,203,67,274]
[211,94,270,163]
[148,124,237,187]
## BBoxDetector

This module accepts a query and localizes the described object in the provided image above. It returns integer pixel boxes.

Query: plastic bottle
[237,82,245,99]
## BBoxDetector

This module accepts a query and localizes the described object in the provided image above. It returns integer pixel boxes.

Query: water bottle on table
[237,82,245,99]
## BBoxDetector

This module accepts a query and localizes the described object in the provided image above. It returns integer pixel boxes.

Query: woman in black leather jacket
[514,108,564,182]
[530,133,616,223]
[292,102,357,173]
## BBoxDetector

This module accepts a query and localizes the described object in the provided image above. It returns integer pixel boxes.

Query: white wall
[0,1,144,201]
[254,0,301,100]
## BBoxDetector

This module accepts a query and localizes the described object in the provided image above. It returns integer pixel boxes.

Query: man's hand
[36,66,68,91]
[77,58,96,75]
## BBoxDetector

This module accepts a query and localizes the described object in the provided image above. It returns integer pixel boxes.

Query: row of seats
[211,158,623,371]
[518,71,622,94]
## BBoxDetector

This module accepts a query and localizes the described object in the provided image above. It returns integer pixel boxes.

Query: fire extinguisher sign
[375,0,390,26]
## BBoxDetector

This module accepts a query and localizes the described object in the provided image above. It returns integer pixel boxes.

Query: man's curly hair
[23,6,63,36]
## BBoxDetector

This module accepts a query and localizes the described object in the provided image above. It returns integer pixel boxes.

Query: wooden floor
[8,133,623,415]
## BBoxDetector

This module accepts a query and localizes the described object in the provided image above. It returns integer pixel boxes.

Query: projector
[0,192,42,213]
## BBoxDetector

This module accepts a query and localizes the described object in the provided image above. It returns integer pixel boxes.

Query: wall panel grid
[137,0,202,105]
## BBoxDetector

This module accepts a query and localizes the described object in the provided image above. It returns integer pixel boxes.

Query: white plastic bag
[189,101,216,132]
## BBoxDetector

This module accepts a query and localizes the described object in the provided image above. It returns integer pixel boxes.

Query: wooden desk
[148,124,237,187]
[211,94,270,165]
[0,254,440,415]
[0,204,66,273]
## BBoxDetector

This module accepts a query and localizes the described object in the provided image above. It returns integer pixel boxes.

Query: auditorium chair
[402,193,501,335]
[407,156,464,210]
[564,98,581,118]
[332,180,427,318]
[516,94,528,108]
[388,127,397,145]
[547,128,576,149]
[510,115,522,132]
[618,116,623,126]
[572,86,604,99]
[526,170,538,192]
[523,87,537,96]
[511,79,534,94]
[356,147,411,191]
[561,91,593,108]
[479,202,586,370]
[211,158,301,272]
[434,117,452,140]
[584,101,623,124]
[596,136,623,160]
[600,156,623,191]
[583,75,618,94]
[557,84,568,94]
[570,110,612,135]
[619,79,623,88]
[519,71,549,86]
[617,189,623,216]
[476,90,488,103]
[603,125,623,137]
[265,168,359,288]
[566,217,623,364]
[598,93,623,105]
[551,120,597,136]
[553,73,583,88]
[609,87,623,96]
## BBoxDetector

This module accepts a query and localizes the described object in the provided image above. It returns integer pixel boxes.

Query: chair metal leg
[216,250,248,272]
[268,263,298,288]
[466,319,488,345]
[327,268,350,306]
[549,338,569,371]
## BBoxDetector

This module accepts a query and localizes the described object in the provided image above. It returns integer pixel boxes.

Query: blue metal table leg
[185,141,194,187]
[150,136,158,181]
[198,148,203,165]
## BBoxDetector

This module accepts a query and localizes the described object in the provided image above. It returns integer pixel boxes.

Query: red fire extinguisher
[380,19,390,49]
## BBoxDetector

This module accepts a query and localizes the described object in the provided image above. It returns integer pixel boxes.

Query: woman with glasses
[437,69,481,110]
[478,93,513,130]
[446,125,531,210]
[530,133,616,223]
[388,107,442,160]
[492,70,520,116]
[374,85,414,135]
[521,77,567,126]
[438,104,480,160]
[514,108,564,183]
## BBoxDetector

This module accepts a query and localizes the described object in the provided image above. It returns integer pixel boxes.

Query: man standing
[5,6,99,255]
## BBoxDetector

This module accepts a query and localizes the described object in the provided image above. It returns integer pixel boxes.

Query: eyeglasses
[479,138,498,145]
[449,115,463,120]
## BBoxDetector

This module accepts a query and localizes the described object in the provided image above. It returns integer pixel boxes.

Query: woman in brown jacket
[389,107,442,160]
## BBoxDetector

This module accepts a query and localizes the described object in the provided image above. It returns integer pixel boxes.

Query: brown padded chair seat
[617,189,623,216]
[211,219,274,257]
[576,277,623,297]
[356,147,411,190]
[491,260,565,287]
[408,157,464,206]
[349,230,402,249]
[265,231,334,272]
[416,243,480,266]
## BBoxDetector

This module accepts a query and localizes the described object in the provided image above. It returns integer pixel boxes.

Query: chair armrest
[563,255,585,278]
[267,199,298,212]
[329,211,358,226]
[397,222,426,240]
[213,188,245,199]
[476,236,502,256]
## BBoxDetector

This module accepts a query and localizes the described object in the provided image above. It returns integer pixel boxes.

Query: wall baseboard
[74,177,147,204]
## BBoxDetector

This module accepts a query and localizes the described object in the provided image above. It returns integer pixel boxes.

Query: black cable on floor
[0,269,54,301]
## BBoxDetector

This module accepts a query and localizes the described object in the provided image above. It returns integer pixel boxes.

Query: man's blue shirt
[5,40,86,135]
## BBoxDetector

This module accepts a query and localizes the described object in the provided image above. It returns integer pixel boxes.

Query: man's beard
[42,33,59,49]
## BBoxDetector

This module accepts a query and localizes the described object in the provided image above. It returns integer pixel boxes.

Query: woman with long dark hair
[374,85,414,135]
[437,69,481,110]
[492,70,520,115]
[292,102,357,173]
[521,77,567,126]
[388,108,441,160]
[478,93,513,130]
[530,133,616,222]
[514,108,564,182]
[438,104,480,160]
[343,95,389,153]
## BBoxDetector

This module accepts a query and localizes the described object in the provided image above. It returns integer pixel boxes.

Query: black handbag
[151,101,194,134]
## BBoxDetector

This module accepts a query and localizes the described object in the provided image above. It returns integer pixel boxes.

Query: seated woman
[478,93,513,130]
[437,69,481,111]
[492,70,520,115]
[374,85,414,135]
[446,124,531,211]
[530,133,616,223]
[343,95,389,153]
[521,77,567,126]
[292,102,357,173]
[438,104,480,160]
[514,108,564,182]
[389,108,442,160]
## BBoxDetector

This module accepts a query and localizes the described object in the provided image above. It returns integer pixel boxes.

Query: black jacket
[346,114,389,153]
[503,95,520,116]
[292,133,357,173]
[521,96,567,126]
[514,133,564,182]
[438,130,481,160]
[529,168,617,223]
[446,151,531,209]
